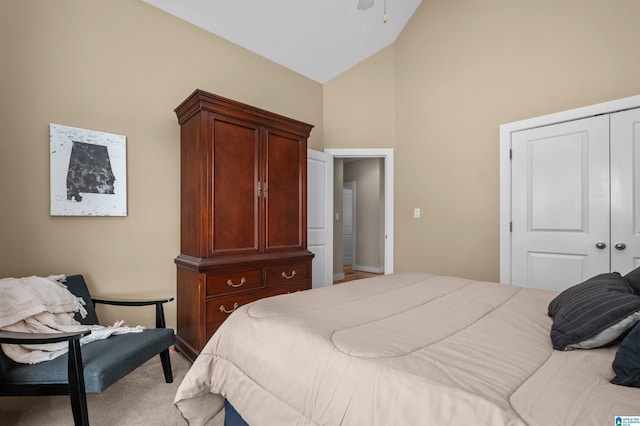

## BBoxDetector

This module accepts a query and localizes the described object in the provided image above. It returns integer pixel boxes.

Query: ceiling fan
[357,0,375,10]
[357,0,388,22]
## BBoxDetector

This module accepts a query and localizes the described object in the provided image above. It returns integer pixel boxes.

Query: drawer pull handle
[227,277,246,288]
[219,302,239,314]
[281,270,296,280]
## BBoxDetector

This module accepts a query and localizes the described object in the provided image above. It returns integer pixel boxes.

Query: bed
[174,272,640,425]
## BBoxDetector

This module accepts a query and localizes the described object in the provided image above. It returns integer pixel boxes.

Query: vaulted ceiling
[144,0,422,83]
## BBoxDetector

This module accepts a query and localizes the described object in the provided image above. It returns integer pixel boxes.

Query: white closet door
[611,108,640,274]
[511,115,610,291]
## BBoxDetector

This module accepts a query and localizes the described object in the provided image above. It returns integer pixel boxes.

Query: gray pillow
[548,273,640,350]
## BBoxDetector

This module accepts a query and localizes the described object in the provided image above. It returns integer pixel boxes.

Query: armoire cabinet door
[211,116,261,256]
[263,128,307,252]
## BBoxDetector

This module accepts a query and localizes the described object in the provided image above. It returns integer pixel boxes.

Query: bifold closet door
[511,115,610,291]
[611,108,640,274]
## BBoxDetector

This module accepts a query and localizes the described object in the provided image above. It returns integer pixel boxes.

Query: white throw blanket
[0,275,144,364]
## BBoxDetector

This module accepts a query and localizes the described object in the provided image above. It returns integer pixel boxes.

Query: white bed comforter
[174,272,640,425]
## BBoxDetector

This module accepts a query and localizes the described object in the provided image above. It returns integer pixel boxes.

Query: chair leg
[160,348,173,383]
[68,339,89,426]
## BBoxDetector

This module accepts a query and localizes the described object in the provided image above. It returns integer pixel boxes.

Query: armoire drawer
[205,269,263,297]
[206,291,265,327]
[204,283,310,342]
[272,281,309,296]
[265,262,309,287]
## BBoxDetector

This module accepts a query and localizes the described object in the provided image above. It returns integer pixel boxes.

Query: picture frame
[50,123,127,216]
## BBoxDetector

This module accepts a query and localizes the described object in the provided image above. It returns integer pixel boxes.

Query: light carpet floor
[0,350,224,426]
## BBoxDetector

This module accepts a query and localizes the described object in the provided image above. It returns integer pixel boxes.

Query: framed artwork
[50,123,127,216]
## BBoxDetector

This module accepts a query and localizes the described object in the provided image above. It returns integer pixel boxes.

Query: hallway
[333,265,381,284]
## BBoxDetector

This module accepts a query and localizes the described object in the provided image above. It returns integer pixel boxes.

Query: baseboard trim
[333,273,345,281]
[352,264,385,274]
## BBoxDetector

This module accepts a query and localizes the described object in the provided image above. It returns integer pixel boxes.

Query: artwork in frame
[50,123,127,216]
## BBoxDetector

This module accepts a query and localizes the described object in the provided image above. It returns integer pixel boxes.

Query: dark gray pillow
[623,267,640,295]
[548,273,640,350]
[611,323,640,387]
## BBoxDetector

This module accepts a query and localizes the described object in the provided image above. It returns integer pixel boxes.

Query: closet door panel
[611,108,640,274]
[511,115,610,290]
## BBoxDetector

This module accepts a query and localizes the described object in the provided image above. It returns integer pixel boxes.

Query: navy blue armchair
[0,274,176,425]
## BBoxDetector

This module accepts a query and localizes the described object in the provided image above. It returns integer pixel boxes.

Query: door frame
[325,148,394,274]
[500,95,640,284]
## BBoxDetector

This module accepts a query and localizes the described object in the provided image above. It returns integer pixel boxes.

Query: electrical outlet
[413,208,421,218]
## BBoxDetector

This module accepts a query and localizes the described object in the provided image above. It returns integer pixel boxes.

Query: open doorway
[325,149,394,282]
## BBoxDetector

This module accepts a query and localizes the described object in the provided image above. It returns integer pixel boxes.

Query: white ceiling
[143,0,422,83]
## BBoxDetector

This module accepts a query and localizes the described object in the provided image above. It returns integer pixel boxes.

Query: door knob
[595,242,607,249]
[615,242,627,250]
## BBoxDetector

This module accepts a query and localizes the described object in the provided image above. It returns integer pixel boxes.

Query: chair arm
[91,296,174,307]
[91,297,174,328]
[0,329,91,345]
[0,329,89,411]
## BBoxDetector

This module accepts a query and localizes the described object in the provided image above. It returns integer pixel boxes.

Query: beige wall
[326,0,640,282]
[323,45,395,150]
[0,0,323,328]
[394,0,640,281]
[4,0,640,329]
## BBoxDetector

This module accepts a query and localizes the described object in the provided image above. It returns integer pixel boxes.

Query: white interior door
[511,115,610,290]
[611,108,640,274]
[307,149,333,288]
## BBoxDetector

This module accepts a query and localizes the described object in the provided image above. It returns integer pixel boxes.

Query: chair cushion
[0,348,18,377]
[1,328,174,392]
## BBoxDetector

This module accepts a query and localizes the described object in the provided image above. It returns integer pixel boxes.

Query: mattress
[174,272,639,425]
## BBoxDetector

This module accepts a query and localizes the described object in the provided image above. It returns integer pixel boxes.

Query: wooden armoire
[174,89,314,362]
